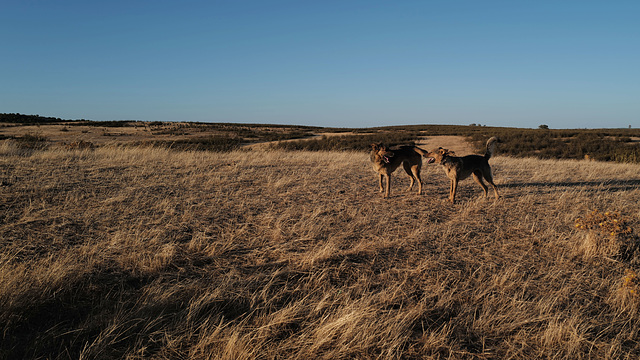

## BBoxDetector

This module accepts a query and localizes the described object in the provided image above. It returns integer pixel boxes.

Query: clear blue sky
[2,0,638,128]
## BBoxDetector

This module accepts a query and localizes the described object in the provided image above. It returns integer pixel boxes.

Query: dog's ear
[438,148,447,155]
[370,143,381,150]
[447,150,456,156]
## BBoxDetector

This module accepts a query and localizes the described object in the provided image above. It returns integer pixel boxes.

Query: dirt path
[415,135,477,155]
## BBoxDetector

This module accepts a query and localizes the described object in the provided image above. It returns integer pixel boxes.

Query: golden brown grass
[1,141,640,359]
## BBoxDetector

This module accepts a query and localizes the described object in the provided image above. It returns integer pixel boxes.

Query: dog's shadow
[500,179,640,193]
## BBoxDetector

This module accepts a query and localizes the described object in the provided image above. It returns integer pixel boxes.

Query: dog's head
[424,147,454,164]
[370,143,395,163]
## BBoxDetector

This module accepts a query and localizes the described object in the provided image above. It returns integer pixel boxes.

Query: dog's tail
[412,146,429,157]
[484,137,499,160]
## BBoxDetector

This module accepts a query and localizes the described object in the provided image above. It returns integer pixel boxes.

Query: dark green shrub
[268,132,422,151]
[15,134,49,150]
[141,136,243,152]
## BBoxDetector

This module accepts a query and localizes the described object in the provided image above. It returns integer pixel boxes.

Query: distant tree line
[0,113,144,127]
[0,113,69,124]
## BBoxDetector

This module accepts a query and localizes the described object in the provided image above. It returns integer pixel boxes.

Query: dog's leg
[473,170,488,197]
[484,170,500,200]
[449,179,458,203]
[402,162,415,192]
[384,174,391,198]
[490,183,499,200]
[378,174,384,193]
[404,161,423,195]
[412,165,422,195]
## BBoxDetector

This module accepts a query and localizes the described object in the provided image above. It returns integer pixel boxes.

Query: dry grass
[1,140,640,359]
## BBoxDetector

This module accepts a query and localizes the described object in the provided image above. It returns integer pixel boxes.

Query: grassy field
[1,139,639,359]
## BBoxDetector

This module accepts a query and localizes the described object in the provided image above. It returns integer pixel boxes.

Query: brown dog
[370,143,428,198]
[425,137,499,203]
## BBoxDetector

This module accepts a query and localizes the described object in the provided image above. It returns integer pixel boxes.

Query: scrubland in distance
[1,140,640,359]
[4,115,640,162]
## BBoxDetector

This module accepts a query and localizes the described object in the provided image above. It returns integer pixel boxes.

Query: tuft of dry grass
[1,144,640,359]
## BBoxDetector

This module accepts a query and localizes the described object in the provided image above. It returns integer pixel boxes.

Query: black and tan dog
[425,137,500,204]
[369,143,429,198]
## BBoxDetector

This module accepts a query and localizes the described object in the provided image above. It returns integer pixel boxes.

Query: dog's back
[370,144,424,174]
[370,143,428,197]
[449,136,498,179]
[425,137,499,203]
[449,154,489,181]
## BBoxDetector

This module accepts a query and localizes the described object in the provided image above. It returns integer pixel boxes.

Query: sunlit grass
[1,145,640,359]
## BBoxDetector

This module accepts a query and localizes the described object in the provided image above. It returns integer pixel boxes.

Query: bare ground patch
[415,135,477,155]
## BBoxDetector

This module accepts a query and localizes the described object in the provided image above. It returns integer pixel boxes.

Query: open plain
[1,136,640,359]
